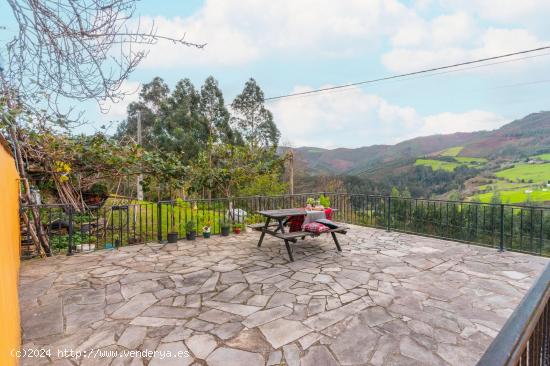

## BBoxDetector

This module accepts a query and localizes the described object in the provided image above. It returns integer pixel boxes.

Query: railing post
[67,207,74,256]
[387,196,392,232]
[499,204,505,252]
[157,202,163,243]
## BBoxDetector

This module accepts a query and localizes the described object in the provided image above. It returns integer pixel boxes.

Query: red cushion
[288,215,305,232]
[304,222,330,234]
[324,208,333,220]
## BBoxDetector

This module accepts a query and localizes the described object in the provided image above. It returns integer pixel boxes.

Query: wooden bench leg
[284,240,294,262]
[331,232,342,252]
[258,218,271,247]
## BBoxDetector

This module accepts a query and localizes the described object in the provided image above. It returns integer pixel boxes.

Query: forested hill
[286,111,550,176]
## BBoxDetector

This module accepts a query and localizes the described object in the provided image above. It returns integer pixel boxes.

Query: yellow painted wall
[0,137,20,365]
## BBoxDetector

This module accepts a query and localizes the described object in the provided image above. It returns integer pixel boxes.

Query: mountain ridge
[284,111,550,177]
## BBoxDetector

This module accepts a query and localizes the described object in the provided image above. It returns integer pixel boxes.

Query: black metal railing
[20,192,550,257]
[477,263,550,366]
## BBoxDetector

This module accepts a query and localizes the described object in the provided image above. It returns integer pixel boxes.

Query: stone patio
[19,225,548,366]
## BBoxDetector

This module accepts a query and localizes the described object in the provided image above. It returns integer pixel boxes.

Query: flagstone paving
[19,225,548,365]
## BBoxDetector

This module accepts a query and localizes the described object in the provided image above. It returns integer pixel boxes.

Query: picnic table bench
[252,208,347,261]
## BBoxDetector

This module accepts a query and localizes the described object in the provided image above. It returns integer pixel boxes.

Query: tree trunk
[9,126,51,256]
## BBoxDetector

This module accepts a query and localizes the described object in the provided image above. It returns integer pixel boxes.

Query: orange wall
[0,139,20,365]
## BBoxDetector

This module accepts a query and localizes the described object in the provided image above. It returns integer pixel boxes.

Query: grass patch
[439,146,463,157]
[415,159,460,171]
[496,163,550,183]
[533,153,550,161]
[473,188,550,204]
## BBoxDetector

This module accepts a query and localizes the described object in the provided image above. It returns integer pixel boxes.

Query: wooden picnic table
[253,208,347,261]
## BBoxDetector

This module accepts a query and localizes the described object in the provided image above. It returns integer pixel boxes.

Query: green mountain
[289,111,550,178]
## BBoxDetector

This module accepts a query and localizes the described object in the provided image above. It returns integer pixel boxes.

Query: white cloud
[270,85,505,148]
[419,110,504,136]
[135,0,418,68]
[438,0,550,24]
[383,26,546,73]
[99,80,141,121]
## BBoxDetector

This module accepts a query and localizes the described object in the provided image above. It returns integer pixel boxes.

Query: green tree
[231,78,280,150]
[200,76,239,145]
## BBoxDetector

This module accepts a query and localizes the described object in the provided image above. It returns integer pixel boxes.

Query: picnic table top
[257,208,311,218]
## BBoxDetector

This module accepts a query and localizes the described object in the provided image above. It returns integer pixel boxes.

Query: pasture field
[495,163,550,182]
[533,153,550,161]
[439,146,463,157]
[473,188,550,204]
[415,159,460,171]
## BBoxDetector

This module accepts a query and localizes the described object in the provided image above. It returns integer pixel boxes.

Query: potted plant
[202,222,211,239]
[167,231,179,243]
[233,223,242,234]
[185,220,197,241]
[220,220,230,236]
[306,197,315,210]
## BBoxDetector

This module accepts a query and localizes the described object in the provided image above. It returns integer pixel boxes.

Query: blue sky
[2,0,550,148]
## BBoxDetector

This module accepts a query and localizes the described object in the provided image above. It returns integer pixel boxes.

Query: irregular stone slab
[266,292,296,308]
[186,334,217,359]
[259,318,312,349]
[330,314,380,365]
[304,299,367,331]
[186,318,214,331]
[162,326,193,342]
[242,306,293,328]
[226,328,273,353]
[204,300,261,316]
[206,347,265,366]
[149,341,193,366]
[437,343,481,366]
[141,305,199,319]
[65,303,105,333]
[197,272,220,294]
[363,306,394,327]
[308,298,326,316]
[267,350,282,365]
[247,294,270,307]
[245,267,290,283]
[21,300,63,339]
[198,309,236,324]
[111,293,157,319]
[120,271,169,284]
[211,322,243,340]
[283,343,300,366]
[213,283,248,302]
[301,346,339,366]
[130,316,179,327]
[400,336,446,366]
[121,279,162,299]
[19,274,57,303]
[118,326,147,349]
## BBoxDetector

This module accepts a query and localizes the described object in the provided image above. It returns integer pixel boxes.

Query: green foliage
[184,220,197,233]
[231,78,280,150]
[391,186,400,197]
[496,163,550,183]
[415,159,460,171]
[89,182,108,196]
[319,194,331,208]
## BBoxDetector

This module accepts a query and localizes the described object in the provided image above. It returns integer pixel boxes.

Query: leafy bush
[319,194,330,208]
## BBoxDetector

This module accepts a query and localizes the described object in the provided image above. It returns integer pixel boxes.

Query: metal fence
[20,192,550,258]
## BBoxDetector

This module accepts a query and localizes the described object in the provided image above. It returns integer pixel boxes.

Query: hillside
[288,111,550,177]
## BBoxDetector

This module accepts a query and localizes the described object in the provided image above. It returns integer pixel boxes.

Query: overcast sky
[2,0,549,148]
